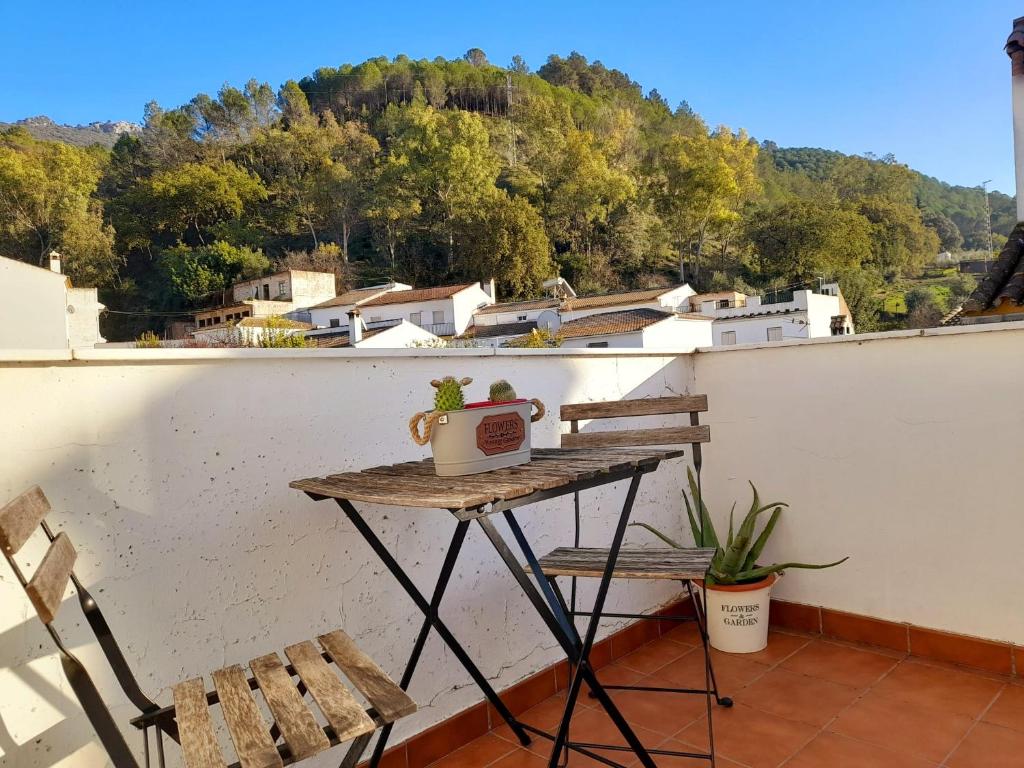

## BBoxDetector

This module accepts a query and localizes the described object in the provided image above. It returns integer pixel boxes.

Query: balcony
[417,321,456,336]
[2,321,1023,767]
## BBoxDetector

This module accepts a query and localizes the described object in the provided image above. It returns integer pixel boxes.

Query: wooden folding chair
[536,395,731,766]
[0,486,416,768]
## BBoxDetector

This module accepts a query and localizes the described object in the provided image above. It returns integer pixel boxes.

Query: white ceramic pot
[429,400,536,476]
[701,574,777,653]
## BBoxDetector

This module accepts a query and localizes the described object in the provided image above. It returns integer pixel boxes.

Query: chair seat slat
[0,486,50,555]
[561,425,709,449]
[249,653,329,761]
[538,547,716,580]
[211,665,283,768]
[285,641,376,742]
[25,532,76,624]
[173,678,225,768]
[560,395,708,421]
[318,631,416,723]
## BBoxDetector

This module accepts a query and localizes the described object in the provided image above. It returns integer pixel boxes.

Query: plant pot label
[721,603,760,626]
[476,412,526,455]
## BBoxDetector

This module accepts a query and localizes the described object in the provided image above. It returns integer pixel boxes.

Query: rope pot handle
[529,398,546,423]
[408,411,444,446]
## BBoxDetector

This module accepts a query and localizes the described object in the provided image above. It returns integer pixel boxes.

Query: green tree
[125,161,266,246]
[744,200,873,284]
[655,127,760,281]
[159,240,269,303]
[456,192,553,299]
[855,197,940,278]
[922,210,963,253]
[0,128,119,287]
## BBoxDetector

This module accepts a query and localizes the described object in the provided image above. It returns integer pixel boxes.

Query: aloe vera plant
[631,468,848,586]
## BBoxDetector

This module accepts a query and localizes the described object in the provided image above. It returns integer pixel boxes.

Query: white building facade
[0,254,105,349]
[692,285,854,346]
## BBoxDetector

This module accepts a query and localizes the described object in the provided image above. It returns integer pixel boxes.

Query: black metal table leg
[336,499,532,765]
[476,472,658,768]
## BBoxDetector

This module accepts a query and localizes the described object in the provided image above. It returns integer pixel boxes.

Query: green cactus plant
[431,376,472,411]
[488,379,518,403]
[630,467,848,586]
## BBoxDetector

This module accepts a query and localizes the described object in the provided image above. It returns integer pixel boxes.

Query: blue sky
[2,0,1020,193]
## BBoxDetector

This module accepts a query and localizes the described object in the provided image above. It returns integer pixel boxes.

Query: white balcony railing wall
[3,323,1024,767]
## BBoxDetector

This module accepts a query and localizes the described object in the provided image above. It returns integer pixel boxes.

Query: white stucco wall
[356,320,440,348]
[0,258,70,349]
[0,347,694,768]
[692,322,1024,644]
[706,290,848,346]
[560,330,645,348]
[66,288,105,348]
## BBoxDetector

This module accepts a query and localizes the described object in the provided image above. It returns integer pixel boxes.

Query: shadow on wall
[0,350,699,768]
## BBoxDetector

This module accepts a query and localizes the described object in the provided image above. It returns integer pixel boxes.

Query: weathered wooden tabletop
[290,447,685,512]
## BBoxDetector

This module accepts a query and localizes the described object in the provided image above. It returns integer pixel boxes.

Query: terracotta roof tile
[475,298,559,315]
[962,222,1024,313]
[557,308,674,339]
[360,283,476,307]
[311,286,396,309]
[459,321,538,339]
[563,286,682,311]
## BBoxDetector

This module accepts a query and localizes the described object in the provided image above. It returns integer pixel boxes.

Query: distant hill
[0,115,141,148]
[766,145,1016,248]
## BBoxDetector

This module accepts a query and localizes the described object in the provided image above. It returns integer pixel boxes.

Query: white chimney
[1007,17,1024,221]
[347,308,363,346]
[480,278,496,301]
[48,250,62,274]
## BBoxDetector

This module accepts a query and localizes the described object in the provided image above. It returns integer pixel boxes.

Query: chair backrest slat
[562,425,709,449]
[26,532,77,624]
[0,485,50,555]
[560,395,707,423]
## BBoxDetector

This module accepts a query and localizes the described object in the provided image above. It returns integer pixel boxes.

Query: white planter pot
[429,400,536,476]
[701,574,777,653]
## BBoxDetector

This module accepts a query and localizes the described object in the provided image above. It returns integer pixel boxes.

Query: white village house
[0,252,105,349]
[688,282,854,345]
[309,280,496,337]
[186,269,338,338]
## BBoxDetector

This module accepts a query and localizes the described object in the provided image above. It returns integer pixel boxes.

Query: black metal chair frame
[2,517,379,768]
[550,405,733,767]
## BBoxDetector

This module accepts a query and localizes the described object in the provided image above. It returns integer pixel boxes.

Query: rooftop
[563,285,683,311]
[475,297,560,315]
[310,285,397,309]
[962,221,1024,314]
[556,308,675,339]
[360,283,477,307]
[4,322,1024,768]
[458,320,539,339]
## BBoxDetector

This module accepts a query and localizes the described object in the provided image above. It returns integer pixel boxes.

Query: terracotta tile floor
[427,630,1024,767]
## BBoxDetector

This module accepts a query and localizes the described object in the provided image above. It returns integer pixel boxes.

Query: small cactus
[431,376,472,411]
[488,379,518,402]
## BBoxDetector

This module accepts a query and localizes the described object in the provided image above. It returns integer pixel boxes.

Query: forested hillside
[0,50,1011,339]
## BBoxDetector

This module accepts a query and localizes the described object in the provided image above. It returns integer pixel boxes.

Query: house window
[410,312,422,326]
[718,299,730,309]
[767,326,783,342]
[432,310,445,325]
[517,314,528,321]
[721,331,736,345]
[587,341,609,348]
[329,318,341,328]
[278,281,287,297]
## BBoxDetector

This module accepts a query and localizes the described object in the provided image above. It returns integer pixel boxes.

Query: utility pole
[981,179,994,272]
